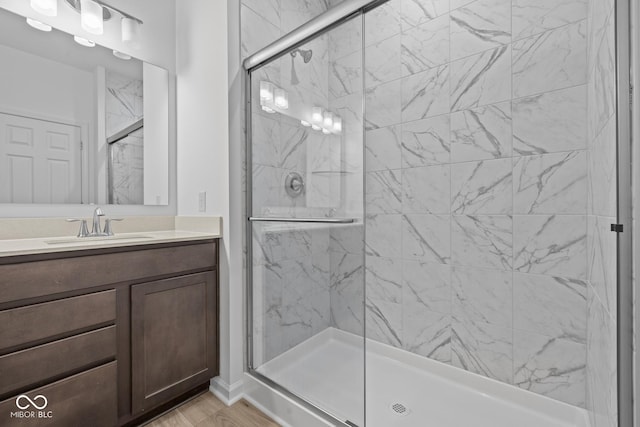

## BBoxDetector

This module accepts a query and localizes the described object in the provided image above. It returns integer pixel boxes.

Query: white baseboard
[209,376,244,406]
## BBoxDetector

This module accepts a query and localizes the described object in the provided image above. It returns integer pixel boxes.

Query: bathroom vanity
[0,234,219,426]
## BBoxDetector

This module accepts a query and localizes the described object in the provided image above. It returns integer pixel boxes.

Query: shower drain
[390,402,411,416]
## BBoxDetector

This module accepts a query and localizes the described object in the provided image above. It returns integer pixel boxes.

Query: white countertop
[0,216,222,258]
[0,230,220,258]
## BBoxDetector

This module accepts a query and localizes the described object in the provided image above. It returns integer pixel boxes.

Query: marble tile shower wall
[106,71,144,205]
[585,0,617,425]
[252,224,332,365]
[325,0,611,409]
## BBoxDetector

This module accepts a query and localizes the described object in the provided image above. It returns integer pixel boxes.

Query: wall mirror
[0,5,169,206]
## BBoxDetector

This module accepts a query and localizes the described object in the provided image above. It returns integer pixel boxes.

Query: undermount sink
[45,235,153,245]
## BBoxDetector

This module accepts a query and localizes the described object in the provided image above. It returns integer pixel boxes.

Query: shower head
[291,48,313,63]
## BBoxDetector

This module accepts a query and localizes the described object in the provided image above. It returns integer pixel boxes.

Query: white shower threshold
[256,327,590,427]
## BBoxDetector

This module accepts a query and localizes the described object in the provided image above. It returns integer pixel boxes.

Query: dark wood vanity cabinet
[131,271,217,414]
[0,239,219,427]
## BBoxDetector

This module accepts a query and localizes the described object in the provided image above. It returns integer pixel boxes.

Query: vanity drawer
[0,362,117,427]
[0,326,116,397]
[0,242,217,303]
[0,290,116,352]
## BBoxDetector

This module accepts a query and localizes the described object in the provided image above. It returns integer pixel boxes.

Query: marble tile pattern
[106,71,144,205]
[450,0,511,61]
[252,225,333,364]
[350,0,600,410]
[240,0,616,413]
[585,0,617,423]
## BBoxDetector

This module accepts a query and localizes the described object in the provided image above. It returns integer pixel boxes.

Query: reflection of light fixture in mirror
[121,17,141,48]
[74,35,95,47]
[311,124,321,131]
[31,0,58,16]
[274,88,289,109]
[322,128,331,135]
[81,0,104,34]
[300,120,311,127]
[312,107,323,124]
[323,111,333,128]
[260,81,274,103]
[261,106,276,114]
[333,116,342,133]
[66,0,144,46]
[113,50,131,60]
[26,18,52,31]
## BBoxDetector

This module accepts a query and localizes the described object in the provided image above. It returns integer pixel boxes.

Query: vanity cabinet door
[130,272,217,415]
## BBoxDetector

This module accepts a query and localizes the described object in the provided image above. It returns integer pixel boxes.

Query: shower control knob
[285,172,305,198]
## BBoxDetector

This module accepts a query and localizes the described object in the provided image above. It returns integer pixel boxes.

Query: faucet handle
[66,218,90,238]
[103,218,124,236]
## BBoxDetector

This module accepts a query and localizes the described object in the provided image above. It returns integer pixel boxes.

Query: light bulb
[121,17,141,48]
[323,111,333,128]
[30,0,57,16]
[81,0,103,35]
[26,18,52,31]
[260,81,274,103]
[312,107,323,124]
[74,35,95,47]
[274,88,288,109]
[333,116,342,133]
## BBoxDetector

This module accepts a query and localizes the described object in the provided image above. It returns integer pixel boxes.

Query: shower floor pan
[257,328,590,427]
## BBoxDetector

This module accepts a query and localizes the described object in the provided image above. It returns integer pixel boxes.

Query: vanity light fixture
[333,116,342,133]
[274,88,289,109]
[311,107,323,125]
[31,0,58,17]
[259,81,276,113]
[81,0,104,34]
[260,81,274,103]
[113,50,131,60]
[121,17,141,48]
[26,17,52,31]
[66,0,144,45]
[323,111,333,128]
[74,35,95,47]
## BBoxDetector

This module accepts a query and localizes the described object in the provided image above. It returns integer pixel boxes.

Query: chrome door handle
[249,217,356,224]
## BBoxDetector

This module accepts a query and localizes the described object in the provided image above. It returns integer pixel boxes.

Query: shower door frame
[242,0,635,426]
[616,0,633,426]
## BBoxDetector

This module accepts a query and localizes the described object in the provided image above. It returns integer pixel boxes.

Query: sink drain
[390,402,410,416]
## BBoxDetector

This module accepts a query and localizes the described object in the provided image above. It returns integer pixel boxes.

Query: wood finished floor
[146,392,280,427]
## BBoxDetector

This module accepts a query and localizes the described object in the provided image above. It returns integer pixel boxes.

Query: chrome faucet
[67,207,124,238]
[91,206,106,236]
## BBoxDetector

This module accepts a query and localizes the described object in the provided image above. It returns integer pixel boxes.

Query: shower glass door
[247,14,366,427]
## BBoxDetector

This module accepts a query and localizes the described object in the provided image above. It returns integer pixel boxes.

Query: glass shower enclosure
[244,0,632,426]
